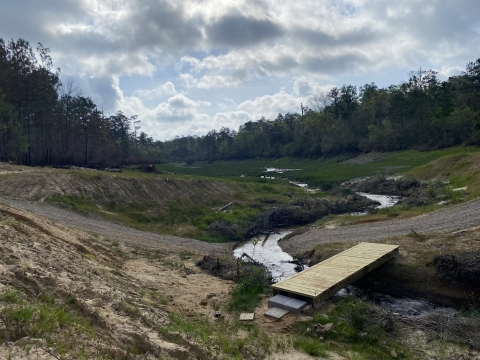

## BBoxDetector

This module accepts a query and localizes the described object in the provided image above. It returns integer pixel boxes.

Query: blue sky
[1,0,479,140]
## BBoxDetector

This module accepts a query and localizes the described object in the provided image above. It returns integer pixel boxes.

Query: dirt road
[0,196,233,255]
[280,197,480,255]
[2,194,480,257]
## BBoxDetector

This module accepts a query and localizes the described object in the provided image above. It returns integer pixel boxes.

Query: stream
[233,230,296,282]
[234,193,400,282]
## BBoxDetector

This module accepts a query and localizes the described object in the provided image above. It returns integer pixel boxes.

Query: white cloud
[134,82,178,99]
[0,0,479,139]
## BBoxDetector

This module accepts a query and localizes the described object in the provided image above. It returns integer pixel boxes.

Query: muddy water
[233,230,299,282]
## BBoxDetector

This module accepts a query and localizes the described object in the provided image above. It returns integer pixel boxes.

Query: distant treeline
[161,60,480,161]
[1,38,479,166]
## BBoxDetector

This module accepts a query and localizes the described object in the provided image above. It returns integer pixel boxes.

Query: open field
[156,146,480,188]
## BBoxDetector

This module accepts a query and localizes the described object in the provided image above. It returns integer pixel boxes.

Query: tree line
[161,62,480,161]
[0,38,157,166]
[1,38,479,166]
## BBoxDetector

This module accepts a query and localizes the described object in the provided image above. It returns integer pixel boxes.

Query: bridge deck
[271,242,399,307]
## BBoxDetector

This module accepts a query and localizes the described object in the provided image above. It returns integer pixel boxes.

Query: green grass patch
[159,312,274,358]
[408,151,480,200]
[294,297,407,359]
[156,147,480,189]
[48,194,97,212]
[293,336,328,357]
[228,266,271,312]
[0,288,94,347]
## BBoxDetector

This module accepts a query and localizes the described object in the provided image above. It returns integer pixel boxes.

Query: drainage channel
[234,192,400,281]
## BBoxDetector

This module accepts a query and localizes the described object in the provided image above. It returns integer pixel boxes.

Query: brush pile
[399,310,480,350]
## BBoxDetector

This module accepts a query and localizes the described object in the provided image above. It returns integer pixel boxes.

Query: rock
[391,349,397,358]
[359,332,367,337]
[214,311,221,318]
[4,341,14,347]
[301,305,313,315]
[207,293,217,299]
[318,336,325,342]
[306,328,311,333]
[314,327,325,335]
[323,323,334,332]
[15,337,46,348]
[200,299,208,306]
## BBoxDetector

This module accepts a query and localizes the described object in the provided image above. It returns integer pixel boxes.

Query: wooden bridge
[271,242,399,308]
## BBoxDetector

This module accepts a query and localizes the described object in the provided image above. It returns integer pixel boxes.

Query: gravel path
[280,197,480,255]
[3,194,480,258]
[0,196,233,255]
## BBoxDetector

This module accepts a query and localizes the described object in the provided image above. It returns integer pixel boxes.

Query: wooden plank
[271,242,399,306]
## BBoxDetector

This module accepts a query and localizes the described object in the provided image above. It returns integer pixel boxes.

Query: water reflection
[233,230,300,282]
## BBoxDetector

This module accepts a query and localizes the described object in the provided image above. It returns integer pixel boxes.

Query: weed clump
[228,266,271,312]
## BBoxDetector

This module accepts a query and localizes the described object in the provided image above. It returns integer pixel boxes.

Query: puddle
[234,230,302,282]
[288,180,308,188]
[265,167,302,173]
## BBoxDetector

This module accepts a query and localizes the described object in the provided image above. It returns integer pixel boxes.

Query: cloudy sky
[1,1,479,140]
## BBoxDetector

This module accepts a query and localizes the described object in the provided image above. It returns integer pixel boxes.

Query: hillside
[0,204,225,359]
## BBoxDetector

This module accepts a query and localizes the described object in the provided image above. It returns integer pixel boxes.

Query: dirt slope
[0,204,236,359]
[0,166,235,205]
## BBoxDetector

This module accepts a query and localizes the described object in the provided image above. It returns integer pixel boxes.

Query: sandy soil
[0,204,234,359]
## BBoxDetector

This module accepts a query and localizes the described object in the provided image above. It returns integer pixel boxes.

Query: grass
[294,296,408,359]
[42,146,480,244]
[156,146,480,188]
[228,266,271,312]
[47,191,280,242]
[0,287,94,352]
[294,336,328,357]
[408,151,480,200]
[159,312,274,359]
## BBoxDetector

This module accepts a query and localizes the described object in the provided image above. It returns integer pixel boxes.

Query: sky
[1,0,479,140]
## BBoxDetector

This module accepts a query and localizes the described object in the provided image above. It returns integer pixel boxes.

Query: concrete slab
[268,294,307,313]
[268,294,291,308]
[240,313,255,321]
[265,307,289,319]
[282,298,308,314]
